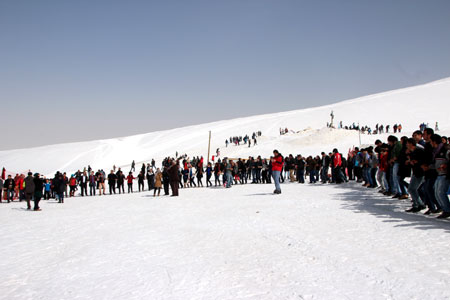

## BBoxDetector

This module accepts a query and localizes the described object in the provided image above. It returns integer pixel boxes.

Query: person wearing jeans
[272,170,281,192]
[390,162,400,196]
[434,175,450,217]
[271,150,283,194]
[225,159,233,188]
[405,138,426,212]
[408,175,425,210]
[431,134,450,218]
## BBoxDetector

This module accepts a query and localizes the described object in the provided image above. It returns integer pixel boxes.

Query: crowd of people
[225,131,261,147]
[328,122,404,135]
[1,127,449,219]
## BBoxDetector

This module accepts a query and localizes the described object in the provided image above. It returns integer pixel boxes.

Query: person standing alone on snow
[271,150,283,194]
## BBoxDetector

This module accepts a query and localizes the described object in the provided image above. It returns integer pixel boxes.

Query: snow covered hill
[1,77,450,176]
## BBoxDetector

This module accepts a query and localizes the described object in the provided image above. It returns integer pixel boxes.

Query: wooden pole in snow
[207,131,211,163]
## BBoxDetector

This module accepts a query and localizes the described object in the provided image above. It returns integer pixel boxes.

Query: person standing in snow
[332,149,345,184]
[54,173,66,203]
[107,171,117,194]
[79,171,88,196]
[97,172,105,195]
[137,171,145,192]
[89,171,97,196]
[33,173,43,211]
[162,167,170,195]
[167,159,180,196]
[154,168,163,196]
[24,172,35,210]
[117,170,125,194]
[126,172,135,193]
[205,163,213,187]
[4,175,15,203]
[147,168,155,191]
[271,150,283,194]
[224,158,233,188]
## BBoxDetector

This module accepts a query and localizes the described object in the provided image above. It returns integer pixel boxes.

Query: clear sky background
[1,0,450,150]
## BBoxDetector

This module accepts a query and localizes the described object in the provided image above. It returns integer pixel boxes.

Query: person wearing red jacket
[17,174,25,201]
[332,149,346,184]
[333,151,342,167]
[271,149,283,194]
[69,175,78,197]
[126,172,135,193]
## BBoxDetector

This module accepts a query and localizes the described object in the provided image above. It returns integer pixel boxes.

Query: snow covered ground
[1,182,449,300]
[1,78,450,299]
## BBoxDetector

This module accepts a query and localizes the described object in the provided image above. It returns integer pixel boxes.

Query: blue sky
[1,0,449,150]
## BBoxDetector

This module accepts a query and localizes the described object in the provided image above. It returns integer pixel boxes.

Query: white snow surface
[1,182,450,300]
[2,78,450,299]
[1,77,450,176]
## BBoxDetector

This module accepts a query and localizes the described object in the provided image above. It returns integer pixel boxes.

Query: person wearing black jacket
[137,171,145,192]
[420,128,441,214]
[146,169,155,191]
[24,172,35,210]
[167,160,179,196]
[162,167,170,195]
[79,172,88,196]
[33,173,43,211]
[255,156,263,183]
[107,171,117,194]
[89,171,97,196]
[320,152,330,183]
[4,175,15,203]
[405,139,426,212]
[397,138,411,199]
[117,171,125,194]
[54,173,66,203]
[295,155,305,183]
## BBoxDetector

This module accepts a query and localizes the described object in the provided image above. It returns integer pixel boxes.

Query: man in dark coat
[162,167,170,195]
[79,171,88,196]
[107,171,117,194]
[24,172,35,210]
[117,171,125,194]
[53,173,66,203]
[4,175,15,203]
[33,173,43,211]
[167,160,179,196]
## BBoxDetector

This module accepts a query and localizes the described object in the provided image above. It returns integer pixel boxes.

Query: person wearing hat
[24,172,35,210]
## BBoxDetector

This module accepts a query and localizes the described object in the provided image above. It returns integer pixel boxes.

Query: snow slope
[1,183,449,300]
[1,77,450,175]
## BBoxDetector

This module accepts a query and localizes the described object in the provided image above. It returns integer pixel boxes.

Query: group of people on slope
[225,131,261,148]
[2,126,448,218]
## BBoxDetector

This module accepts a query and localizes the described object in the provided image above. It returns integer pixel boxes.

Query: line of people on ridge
[225,131,261,148]
[328,122,403,135]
